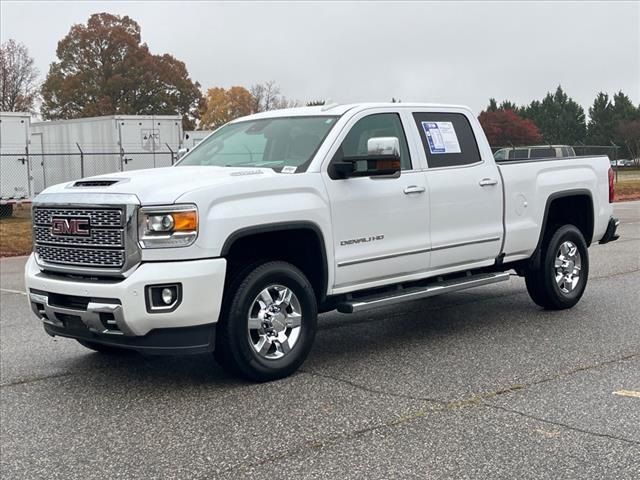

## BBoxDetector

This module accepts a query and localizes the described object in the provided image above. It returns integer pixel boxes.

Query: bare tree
[250,80,299,112]
[0,39,39,112]
[618,120,640,166]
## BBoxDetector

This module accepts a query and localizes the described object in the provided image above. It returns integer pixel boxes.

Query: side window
[530,147,555,159]
[508,148,529,160]
[493,149,508,161]
[412,112,481,168]
[335,113,412,170]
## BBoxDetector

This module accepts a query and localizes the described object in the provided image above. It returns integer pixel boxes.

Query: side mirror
[332,137,402,179]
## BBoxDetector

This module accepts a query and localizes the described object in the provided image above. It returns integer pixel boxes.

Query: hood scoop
[73,179,121,187]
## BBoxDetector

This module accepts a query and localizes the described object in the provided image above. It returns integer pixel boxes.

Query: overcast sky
[1,1,638,114]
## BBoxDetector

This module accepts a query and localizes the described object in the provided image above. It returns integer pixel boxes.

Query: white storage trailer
[30,115,183,193]
[179,130,213,160]
[183,130,212,150]
[0,112,31,215]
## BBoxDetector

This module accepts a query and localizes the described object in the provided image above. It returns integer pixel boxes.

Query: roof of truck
[236,102,472,122]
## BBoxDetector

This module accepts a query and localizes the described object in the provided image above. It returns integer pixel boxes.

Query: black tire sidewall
[224,262,317,381]
[542,225,589,308]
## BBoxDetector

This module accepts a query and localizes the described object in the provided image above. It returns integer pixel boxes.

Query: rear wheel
[215,261,318,382]
[525,224,589,310]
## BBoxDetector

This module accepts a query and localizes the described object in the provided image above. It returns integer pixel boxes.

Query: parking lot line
[0,288,26,295]
[612,390,640,398]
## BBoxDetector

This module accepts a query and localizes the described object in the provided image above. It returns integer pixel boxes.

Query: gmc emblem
[51,217,91,236]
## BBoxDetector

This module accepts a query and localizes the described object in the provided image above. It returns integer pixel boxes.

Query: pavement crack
[0,371,75,388]
[485,403,640,446]
[208,402,444,478]
[300,369,446,404]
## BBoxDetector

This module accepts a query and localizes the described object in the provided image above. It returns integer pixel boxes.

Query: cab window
[412,112,481,168]
[334,113,412,170]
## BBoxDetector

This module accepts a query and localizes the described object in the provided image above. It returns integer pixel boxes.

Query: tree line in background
[479,86,640,160]
[1,12,639,160]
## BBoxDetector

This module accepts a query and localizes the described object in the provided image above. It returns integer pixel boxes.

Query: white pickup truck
[25,103,620,381]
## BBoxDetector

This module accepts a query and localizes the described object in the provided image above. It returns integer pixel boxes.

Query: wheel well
[222,226,328,303]
[544,194,594,245]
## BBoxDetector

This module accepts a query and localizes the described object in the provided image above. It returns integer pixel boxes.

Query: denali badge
[51,217,91,236]
[340,235,384,246]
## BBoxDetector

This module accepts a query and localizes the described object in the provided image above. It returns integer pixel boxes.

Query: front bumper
[25,255,226,354]
[599,217,620,245]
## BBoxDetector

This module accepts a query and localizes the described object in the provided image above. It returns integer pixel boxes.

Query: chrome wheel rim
[554,241,582,294]
[247,285,302,360]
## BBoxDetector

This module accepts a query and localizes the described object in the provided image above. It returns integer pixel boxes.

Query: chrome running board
[337,272,511,314]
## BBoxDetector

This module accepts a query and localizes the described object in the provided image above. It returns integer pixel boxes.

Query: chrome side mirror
[367,137,400,157]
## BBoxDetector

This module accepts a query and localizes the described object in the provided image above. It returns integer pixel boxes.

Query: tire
[215,261,318,382]
[525,224,589,310]
[76,339,130,354]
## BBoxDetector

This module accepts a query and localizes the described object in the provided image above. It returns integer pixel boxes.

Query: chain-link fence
[1,147,177,201]
[490,144,640,183]
[2,143,636,203]
[490,144,621,160]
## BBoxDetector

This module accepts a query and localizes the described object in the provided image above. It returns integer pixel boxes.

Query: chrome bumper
[29,291,134,336]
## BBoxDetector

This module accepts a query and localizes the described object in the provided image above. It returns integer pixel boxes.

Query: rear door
[411,110,503,271]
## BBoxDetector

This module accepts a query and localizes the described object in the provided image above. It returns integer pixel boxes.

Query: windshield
[176,116,339,171]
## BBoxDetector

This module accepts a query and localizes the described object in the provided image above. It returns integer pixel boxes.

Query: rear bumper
[599,217,620,244]
[25,254,227,353]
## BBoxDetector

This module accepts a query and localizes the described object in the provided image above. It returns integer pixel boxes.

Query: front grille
[34,226,123,247]
[33,206,128,270]
[33,207,123,228]
[35,245,126,268]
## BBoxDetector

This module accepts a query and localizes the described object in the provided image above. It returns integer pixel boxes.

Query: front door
[323,111,430,291]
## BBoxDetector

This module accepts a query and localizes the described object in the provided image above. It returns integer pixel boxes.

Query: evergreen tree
[586,92,615,145]
[521,86,586,144]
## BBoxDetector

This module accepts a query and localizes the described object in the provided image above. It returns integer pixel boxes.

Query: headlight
[138,205,198,248]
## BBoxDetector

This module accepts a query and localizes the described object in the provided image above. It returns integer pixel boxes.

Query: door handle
[479,178,498,187]
[403,185,426,194]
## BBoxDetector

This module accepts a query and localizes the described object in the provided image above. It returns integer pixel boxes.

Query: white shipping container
[183,130,213,150]
[0,112,31,201]
[30,115,183,192]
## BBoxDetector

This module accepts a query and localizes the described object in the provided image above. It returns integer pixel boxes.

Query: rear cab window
[530,147,556,159]
[412,112,481,168]
[508,149,530,160]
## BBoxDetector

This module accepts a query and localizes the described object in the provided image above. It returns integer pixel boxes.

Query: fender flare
[529,189,594,269]
[220,221,329,301]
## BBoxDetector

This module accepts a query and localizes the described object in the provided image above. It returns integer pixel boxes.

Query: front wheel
[525,224,589,310]
[215,261,318,382]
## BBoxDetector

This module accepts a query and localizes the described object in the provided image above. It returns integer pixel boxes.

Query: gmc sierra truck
[25,103,620,381]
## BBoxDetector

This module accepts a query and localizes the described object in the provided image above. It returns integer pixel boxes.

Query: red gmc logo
[51,217,91,236]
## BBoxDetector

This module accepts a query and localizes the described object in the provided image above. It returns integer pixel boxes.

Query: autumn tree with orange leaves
[41,13,202,129]
[199,86,255,129]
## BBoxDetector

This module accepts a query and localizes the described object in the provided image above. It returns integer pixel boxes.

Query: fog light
[145,284,182,313]
[161,287,174,305]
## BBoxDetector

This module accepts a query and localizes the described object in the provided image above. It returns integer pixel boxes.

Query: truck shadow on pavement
[55,285,560,390]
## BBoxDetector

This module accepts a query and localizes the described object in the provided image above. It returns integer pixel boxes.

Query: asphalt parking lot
[1,201,639,479]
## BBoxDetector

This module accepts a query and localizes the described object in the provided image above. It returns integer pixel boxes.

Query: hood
[39,166,275,204]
